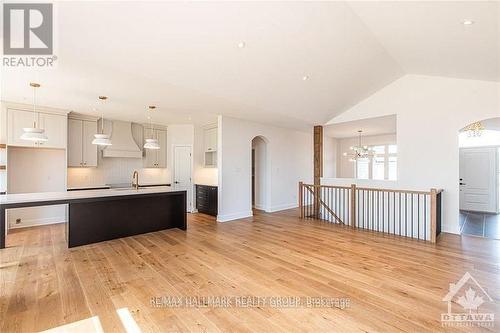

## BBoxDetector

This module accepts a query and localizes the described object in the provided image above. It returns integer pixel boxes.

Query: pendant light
[21,83,48,142]
[343,130,376,162]
[92,96,112,146]
[144,106,160,150]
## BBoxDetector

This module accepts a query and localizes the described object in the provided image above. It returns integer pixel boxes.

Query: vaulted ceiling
[1,1,498,129]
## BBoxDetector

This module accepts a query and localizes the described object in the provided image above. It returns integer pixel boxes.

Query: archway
[251,136,270,212]
[458,117,500,239]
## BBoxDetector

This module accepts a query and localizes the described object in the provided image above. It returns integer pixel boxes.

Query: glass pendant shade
[92,133,112,146]
[144,138,160,150]
[21,127,48,142]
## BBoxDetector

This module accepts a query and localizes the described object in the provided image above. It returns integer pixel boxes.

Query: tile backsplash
[68,155,170,188]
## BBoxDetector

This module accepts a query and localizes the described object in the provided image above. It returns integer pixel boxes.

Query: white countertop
[0,186,181,206]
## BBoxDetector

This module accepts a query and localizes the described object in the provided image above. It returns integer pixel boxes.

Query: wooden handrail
[301,183,432,195]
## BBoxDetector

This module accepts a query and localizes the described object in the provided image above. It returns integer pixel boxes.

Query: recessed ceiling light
[238,41,246,49]
[462,20,474,25]
[302,75,309,81]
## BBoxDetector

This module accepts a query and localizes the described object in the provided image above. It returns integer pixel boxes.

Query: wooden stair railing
[299,182,443,243]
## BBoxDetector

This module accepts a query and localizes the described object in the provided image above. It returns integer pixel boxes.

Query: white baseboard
[217,211,253,222]
[9,216,67,229]
[268,203,298,212]
[253,204,267,211]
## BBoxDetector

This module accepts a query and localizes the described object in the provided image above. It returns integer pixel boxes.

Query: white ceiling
[1,1,498,129]
[324,114,396,138]
[349,1,500,82]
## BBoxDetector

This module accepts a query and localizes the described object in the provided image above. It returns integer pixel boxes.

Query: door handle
[174,181,179,184]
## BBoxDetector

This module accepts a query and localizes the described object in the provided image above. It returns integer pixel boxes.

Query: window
[354,144,397,180]
[372,156,385,180]
[356,159,370,179]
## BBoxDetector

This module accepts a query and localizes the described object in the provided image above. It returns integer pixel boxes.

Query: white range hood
[102,120,142,158]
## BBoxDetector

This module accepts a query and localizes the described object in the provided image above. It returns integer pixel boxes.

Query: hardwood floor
[1,209,499,332]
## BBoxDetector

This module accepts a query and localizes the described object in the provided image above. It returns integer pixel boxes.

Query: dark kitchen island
[0,187,186,249]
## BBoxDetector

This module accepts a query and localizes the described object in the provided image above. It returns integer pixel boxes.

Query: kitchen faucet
[132,171,139,190]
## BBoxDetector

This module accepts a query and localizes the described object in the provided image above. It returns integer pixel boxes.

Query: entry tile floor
[460,210,500,239]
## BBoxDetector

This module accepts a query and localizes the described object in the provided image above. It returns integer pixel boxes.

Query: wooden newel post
[350,184,356,228]
[299,182,304,219]
[430,188,437,243]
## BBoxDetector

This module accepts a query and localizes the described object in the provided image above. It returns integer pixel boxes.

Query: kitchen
[0,84,219,248]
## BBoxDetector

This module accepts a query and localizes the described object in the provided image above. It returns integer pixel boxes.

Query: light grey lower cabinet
[144,129,167,168]
[68,119,97,167]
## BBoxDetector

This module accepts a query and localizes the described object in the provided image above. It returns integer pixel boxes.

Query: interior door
[174,145,193,212]
[459,147,498,213]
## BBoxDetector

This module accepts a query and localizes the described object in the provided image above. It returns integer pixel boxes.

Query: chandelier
[343,130,376,162]
[463,121,485,137]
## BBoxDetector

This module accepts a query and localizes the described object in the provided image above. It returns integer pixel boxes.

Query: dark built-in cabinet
[196,185,218,216]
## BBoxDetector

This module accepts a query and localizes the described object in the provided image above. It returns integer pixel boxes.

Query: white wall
[326,75,500,234]
[218,115,313,222]
[7,147,67,228]
[323,134,337,178]
[336,133,396,178]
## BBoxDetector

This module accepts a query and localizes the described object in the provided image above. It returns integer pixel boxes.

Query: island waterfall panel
[68,191,186,247]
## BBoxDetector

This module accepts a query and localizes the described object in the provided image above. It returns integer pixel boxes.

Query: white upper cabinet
[144,128,167,168]
[38,112,67,149]
[68,118,97,167]
[82,121,98,167]
[68,119,83,166]
[204,127,217,152]
[7,108,67,149]
[203,125,217,167]
[7,109,35,147]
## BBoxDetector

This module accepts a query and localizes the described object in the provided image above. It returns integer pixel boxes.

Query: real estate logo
[441,272,494,327]
[3,3,57,67]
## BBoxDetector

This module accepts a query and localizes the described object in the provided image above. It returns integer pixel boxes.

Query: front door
[173,145,193,212]
[459,147,498,213]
